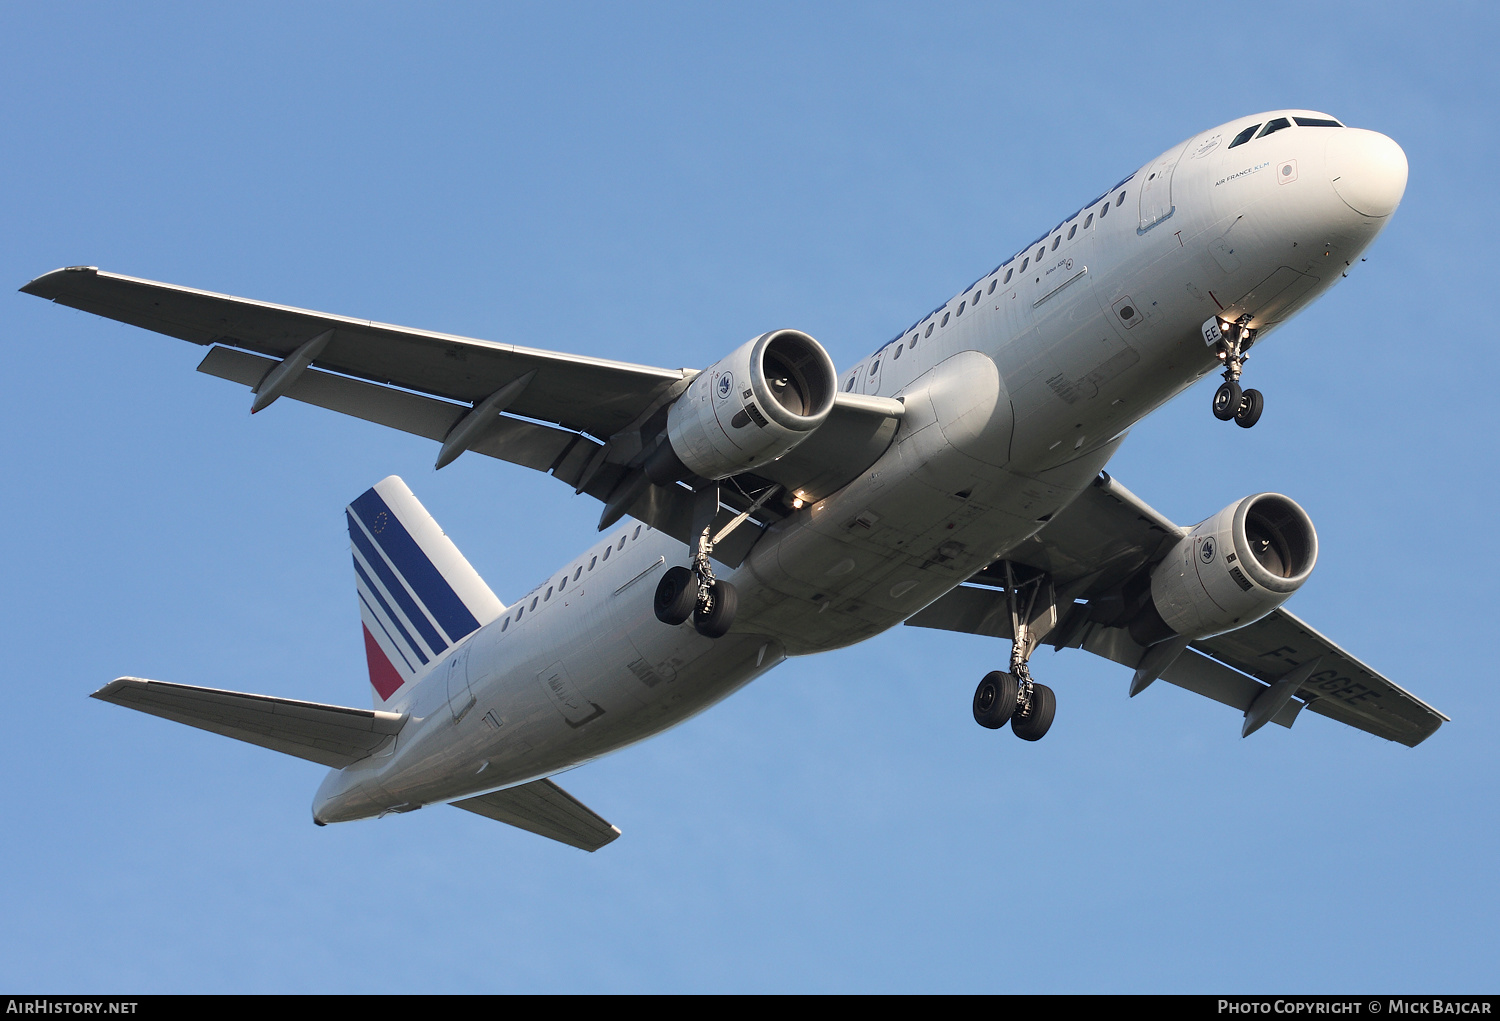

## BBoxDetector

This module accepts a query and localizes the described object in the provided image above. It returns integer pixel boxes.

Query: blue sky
[3,1,1496,993]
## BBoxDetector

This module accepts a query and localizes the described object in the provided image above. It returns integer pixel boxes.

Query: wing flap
[197,346,580,474]
[452,778,621,851]
[1191,609,1447,747]
[1075,624,1302,728]
[93,677,406,768]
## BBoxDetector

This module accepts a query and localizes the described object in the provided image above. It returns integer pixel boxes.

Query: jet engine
[1127,493,1318,644]
[645,329,838,484]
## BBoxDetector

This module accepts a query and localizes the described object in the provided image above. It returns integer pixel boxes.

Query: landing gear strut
[654,483,778,639]
[968,562,1058,741]
[1205,316,1263,429]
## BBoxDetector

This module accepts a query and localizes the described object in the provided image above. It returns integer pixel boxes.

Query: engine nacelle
[646,329,837,483]
[1140,493,1318,642]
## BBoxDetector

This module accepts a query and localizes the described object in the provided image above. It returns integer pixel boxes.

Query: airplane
[22,109,1447,852]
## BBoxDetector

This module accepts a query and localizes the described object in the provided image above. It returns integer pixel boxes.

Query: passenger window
[1021,257,1029,270]
[558,576,566,591]
[1035,247,1044,260]
[1099,202,1109,218]
[529,597,538,611]
[1067,224,1077,239]
[1004,268,1013,283]
[940,312,949,326]
[516,606,523,620]
[1084,213,1093,228]
[893,344,902,359]
[988,279,996,294]
[617,535,626,550]
[574,566,582,580]
[909,335,917,349]
[1051,236,1060,250]
[633,525,642,539]
[925,323,933,337]
[501,617,509,632]
[1257,117,1291,138]
[1228,124,1261,148]
[602,547,610,561]
[871,359,880,373]
[545,586,552,601]
[846,377,856,391]
[1115,192,1126,207]
[589,556,597,570]
[956,301,965,316]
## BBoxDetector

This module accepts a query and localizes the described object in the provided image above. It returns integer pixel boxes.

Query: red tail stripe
[362,625,405,701]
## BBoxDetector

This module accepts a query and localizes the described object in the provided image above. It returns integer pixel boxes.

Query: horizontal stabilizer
[93,677,405,768]
[452,778,621,852]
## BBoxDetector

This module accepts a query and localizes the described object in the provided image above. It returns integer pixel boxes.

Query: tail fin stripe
[347,513,447,659]
[357,589,416,673]
[352,554,427,668]
[361,625,405,701]
[349,489,482,644]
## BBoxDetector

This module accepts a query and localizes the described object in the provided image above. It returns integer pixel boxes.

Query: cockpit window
[1228,124,1261,149]
[1257,117,1292,139]
[1294,116,1343,128]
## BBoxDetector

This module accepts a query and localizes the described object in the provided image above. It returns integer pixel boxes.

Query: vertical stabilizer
[346,476,504,706]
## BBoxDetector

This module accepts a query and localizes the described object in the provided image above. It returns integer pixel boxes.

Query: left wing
[22,266,902,564]
[906,473,1447,746]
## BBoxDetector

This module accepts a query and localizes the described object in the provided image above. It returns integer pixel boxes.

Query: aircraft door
[445,645,475,722]
[1137,141,1188,233]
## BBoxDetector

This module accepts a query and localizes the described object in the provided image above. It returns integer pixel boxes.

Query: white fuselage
[314,110,1406,823]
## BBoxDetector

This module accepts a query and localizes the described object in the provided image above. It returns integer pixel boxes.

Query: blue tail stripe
[358,589,416,673]
[353,555,428,667]
[347,512,447,658]
[349,488,482,644]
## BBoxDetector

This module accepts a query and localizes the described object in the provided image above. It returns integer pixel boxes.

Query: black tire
[693,579,738,638]
[1234,388,1264,429]
[972,670,1019,730]
[654,566,697,625]
[1213,381,1243,421]
[1011,683,1056,741]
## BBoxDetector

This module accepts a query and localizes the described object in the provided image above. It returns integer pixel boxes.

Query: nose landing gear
[968,562,1059,741]
[1204,316,1263,429]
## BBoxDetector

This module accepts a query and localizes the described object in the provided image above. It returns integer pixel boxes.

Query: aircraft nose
[1327,129,1408,217]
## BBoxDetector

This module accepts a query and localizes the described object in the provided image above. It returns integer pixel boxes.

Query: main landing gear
[1205,316,1263,429]
[969,562,1059,741]
[655,483,777,639]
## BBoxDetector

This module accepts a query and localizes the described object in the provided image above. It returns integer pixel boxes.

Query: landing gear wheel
[972,670,1019,730]
[1234,388,1264,429]
[1213,380,1243,421]
[1011,683,1056,741]
[693,579,738,638]
[654,566,697,625]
